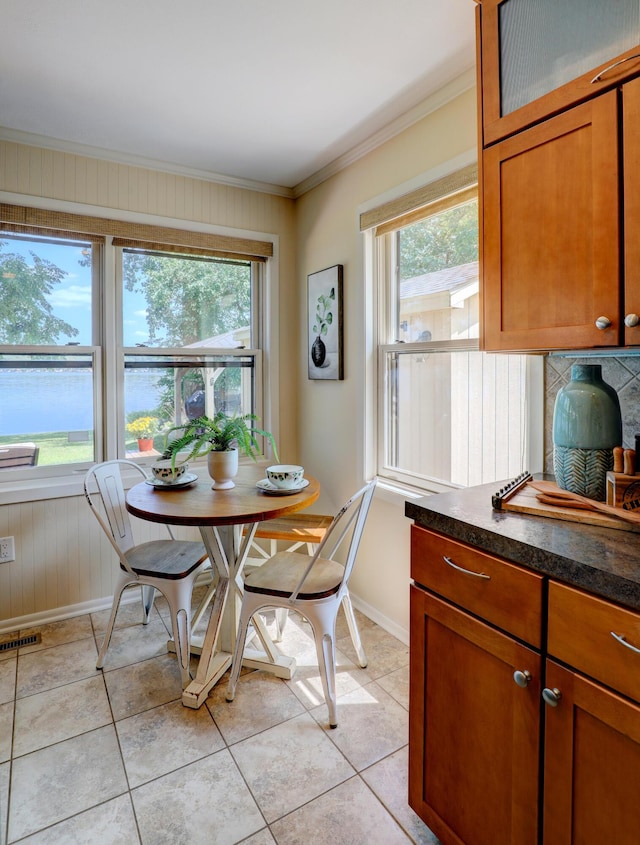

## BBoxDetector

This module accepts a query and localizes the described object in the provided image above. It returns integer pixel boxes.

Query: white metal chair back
[289,479,377,603]
[83,459,208,689]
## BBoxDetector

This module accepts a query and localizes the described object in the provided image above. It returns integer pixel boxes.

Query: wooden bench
[0,442,39,468]
[246,512,333,559]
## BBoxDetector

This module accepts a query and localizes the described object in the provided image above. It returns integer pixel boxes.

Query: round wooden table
[126,462,320,708]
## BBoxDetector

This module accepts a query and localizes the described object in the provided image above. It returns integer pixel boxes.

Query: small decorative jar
[553,364,622,501]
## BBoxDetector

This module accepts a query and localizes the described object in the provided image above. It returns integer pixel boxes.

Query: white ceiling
[0,0,476,193]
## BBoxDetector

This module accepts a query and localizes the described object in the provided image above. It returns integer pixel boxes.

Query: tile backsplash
[544,354,640,474]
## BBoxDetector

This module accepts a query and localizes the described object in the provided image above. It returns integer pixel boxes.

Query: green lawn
[0,432,164,465]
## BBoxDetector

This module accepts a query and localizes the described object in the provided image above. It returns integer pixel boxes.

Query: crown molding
[0,67,475,203]
[292,66,476,198]
[0,127,295,199]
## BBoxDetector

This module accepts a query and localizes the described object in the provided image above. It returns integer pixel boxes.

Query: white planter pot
[207,448,239,489]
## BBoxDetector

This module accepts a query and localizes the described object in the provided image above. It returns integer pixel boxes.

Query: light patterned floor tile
[132,749,264,845]
[0,702,12,764]
[361,746,441,845]
[95,617,170,672]
[376,665,409,711]
[207,669,305,745]
[337,626,409,681]
[8,725,127,842]
[117,699,224,787]
[20,614,94,654]
[0,761,9,845]
[13,675,112,757]
[16,637,99,699]
[91,591,165,636]
[311,681,408,770]
[16,795,140,845]
[230,712,355,823]
[239,829,276,845]
[103,653,182,721]
[270,775,412,844]
[0,657,15,705]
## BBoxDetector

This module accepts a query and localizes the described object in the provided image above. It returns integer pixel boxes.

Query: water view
[0,371,162,436]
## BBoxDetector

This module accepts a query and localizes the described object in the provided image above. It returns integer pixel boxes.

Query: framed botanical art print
[307,264,343,380]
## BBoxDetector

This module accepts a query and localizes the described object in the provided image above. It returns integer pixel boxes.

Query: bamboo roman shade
[360,163,478,234]
[0,204,273,261]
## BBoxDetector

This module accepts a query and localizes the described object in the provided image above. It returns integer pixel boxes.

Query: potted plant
[162,412,278,489]
[126,415,160,452]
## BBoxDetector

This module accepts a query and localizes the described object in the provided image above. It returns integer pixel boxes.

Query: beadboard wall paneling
[0,140,294,232]
[0,493,201,628]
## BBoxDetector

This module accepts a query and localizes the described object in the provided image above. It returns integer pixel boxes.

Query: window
[368,164,541,492]
[0,208,274,478]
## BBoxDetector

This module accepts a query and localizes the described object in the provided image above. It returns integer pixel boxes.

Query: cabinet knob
[625,313,640,328]
[513,669,532,688]
[595,316,612,330]
[542,687,562,707]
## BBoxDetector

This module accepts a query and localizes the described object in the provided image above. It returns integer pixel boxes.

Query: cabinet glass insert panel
[499,0,640,116]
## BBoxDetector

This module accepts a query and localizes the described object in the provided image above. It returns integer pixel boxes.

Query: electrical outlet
[0,537,15,563]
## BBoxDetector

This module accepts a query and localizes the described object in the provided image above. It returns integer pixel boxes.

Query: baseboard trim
[350,592,409,646]
[0,578,409,646]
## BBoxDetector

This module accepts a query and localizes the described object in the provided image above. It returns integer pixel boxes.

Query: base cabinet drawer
[548,581,640,704]
[411,525,543,647]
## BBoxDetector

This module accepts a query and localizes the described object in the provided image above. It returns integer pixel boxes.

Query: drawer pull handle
[611,631,640,655]
[513,669,532,688]
[442,555,490,580]
[542,687,562,707]
[591,53,640,83]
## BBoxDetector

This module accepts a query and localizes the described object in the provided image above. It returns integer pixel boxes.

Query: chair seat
[124,540,208,580]
[249,513,333,544]
[243,551,344,599]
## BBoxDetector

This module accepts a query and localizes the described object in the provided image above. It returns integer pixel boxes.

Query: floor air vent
[0,633,41,652]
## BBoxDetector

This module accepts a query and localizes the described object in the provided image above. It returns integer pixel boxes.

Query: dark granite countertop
[405,480,640,612]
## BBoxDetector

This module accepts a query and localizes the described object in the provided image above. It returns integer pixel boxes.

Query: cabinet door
[623,76,640,344]
[483,92,620,351]
[409,584,541,845]
[542,660,640,844]
[480,0,640,145]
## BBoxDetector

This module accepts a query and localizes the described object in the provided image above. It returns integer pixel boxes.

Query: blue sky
[1,236,149,345]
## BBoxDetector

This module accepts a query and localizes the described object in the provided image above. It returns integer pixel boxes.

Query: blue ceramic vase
[553,364,622,501]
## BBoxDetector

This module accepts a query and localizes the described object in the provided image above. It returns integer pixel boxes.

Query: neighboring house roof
[401,261,479,299]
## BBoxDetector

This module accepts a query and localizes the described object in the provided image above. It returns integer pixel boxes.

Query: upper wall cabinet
[479,0,640,146]
[477,0,640,351]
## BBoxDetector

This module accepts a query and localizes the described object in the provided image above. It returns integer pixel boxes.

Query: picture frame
[308,264,343,380]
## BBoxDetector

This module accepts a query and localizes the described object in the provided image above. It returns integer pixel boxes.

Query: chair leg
[274,608,288,642]
[307,603,339,728]
[140,585,155,624]
[96,575,132,669]
[342,592,367,668]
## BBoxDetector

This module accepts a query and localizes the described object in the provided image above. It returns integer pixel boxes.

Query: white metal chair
[84,460,209,689]
[226,479,376,727]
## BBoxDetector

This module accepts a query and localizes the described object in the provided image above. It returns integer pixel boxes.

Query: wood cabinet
[543,583,640,845]
[482,93,620,351]
[476,1,640,351]
[478,0,640,147]
[409,524,640,845]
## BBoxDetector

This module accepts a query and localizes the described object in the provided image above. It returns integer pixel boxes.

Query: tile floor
[0,584,440,845]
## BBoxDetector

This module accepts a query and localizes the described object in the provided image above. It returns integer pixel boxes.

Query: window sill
[0,473,88,506]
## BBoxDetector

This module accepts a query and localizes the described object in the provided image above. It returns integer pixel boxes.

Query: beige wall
[0,83,477,637]
[294,85,478,637]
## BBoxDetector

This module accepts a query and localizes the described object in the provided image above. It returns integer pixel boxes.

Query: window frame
[0,201,278,498]
[364,155,543,495]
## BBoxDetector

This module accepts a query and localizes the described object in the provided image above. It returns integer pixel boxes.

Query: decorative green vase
[553,364,622,501]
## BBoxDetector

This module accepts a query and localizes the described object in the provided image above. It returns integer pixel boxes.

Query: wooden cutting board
[501,482,640,533]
